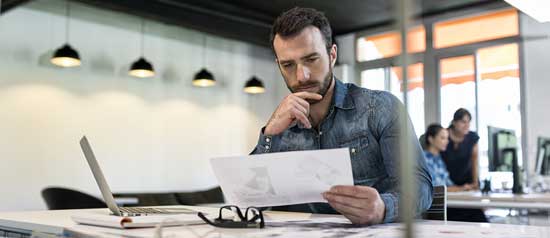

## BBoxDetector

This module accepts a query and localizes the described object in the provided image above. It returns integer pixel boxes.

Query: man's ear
[330,44,337,67]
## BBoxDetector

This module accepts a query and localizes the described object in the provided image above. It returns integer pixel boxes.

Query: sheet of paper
[210,148,353,207]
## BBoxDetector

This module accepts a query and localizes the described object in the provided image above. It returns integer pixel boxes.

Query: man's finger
[323,192,369,211]
[331,202,378,225]
[333,208,364,223]
[328,185,376,199]
[293,92,323,101]
[290,108,311,128]
[329,204,363,224]
[328,200,365,219]
[291,95,311,111]
[290,101,308,116]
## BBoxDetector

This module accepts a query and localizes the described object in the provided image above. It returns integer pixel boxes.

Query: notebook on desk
[79,136,195,217]
[71,212,204,229]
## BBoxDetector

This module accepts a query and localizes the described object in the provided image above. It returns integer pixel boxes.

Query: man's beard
[286,66,333,104]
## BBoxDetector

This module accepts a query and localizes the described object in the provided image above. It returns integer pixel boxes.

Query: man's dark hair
[270,7,333,53]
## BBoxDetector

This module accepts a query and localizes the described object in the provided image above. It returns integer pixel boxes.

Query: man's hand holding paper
[322,185,386,225]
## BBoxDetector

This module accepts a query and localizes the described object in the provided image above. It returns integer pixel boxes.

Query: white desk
[447,191,550,209]
[0,205,549,238]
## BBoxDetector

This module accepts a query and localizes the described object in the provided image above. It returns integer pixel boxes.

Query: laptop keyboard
[119,207,163,215]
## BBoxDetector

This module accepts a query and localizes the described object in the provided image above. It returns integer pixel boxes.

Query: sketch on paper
[295,158,342,187]
[240,167,276,196]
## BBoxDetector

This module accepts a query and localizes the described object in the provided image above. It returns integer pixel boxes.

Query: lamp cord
[140,18,145,57]
[65,0,71,43]
[202,34,206,68]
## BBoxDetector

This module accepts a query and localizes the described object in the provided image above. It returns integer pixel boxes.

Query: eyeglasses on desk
[197,205,265,229]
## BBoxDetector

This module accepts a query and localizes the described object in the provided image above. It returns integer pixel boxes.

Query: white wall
[0,0,287,211]
[519,13,550,175]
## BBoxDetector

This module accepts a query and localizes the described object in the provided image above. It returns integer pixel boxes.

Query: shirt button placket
[264,136,272,152]
[317,131,323,149]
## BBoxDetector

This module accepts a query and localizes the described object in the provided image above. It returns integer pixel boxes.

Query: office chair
[113,187,224,207]
[422,185,447,221]
[41,187,107,210]
[175,186,225,205]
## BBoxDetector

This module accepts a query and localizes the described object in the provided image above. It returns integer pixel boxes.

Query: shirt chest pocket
[338,134,383,181]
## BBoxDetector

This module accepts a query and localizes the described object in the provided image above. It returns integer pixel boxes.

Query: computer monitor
[487,126,518,172]
[535,136,550,176]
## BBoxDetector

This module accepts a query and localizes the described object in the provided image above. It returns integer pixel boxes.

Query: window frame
[354,4,521,126]
[352,2,527,183]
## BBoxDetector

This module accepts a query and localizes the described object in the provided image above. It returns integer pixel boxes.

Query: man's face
[273,26,337,99]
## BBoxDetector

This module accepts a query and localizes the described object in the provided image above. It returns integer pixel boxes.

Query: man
[251,7,433,225]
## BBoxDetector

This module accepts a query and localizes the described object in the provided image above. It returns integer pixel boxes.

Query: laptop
[80,136,194,216]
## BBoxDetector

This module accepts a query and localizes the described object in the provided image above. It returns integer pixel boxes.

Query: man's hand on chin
[322,185,386,225]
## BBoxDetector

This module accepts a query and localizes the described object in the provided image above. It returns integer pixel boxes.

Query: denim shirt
[251,79,433,223]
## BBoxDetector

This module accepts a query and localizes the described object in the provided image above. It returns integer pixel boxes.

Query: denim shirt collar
[333,78,355,110]
[290,78,354,130]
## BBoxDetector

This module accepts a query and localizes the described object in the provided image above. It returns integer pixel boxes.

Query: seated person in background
[251,7,433,225]
[424,123,474,192]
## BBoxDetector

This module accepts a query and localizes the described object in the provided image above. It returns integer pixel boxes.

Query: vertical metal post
[423,23,440,125]
[474,53,480,132]
[384,67,391,91]
[517,12,529,188]
[396,0,415,238]
[397,0,410,109]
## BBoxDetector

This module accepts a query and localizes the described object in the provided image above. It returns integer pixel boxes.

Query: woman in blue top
[424,123,473,192]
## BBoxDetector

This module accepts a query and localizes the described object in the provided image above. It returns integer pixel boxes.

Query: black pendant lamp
[193,68,215,87]
[244,76,265,94]
[192,34,215,87]
[129,57,155,78]
[129,19,155,78]
[51,1,81,67]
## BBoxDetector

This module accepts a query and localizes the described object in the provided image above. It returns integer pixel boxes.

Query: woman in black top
[441,108,479,189]
[441,108,487,222]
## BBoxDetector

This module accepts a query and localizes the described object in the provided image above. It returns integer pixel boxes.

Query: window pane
[440,55,477,131]
[361,64,425,137]
[357,26,425,62]
[408,27,426,54]
[361,68,386,91]
[390,63,425,137]
[434,9,518,49]
[477,43,521,179]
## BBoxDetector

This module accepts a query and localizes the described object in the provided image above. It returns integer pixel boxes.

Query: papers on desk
[71,213,203,229]
[210,148,353,207]
[51,218,550,238]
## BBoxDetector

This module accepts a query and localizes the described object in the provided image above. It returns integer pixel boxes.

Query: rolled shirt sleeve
[380,192,399,223]
[251,127,282,154]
